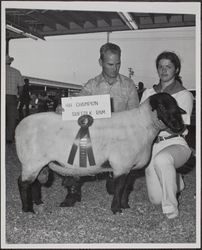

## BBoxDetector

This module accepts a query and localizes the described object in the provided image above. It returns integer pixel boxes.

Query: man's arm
[55,79,94,114]
[78,79,94,96]
[17,71,24,97]
[18,86,24,96]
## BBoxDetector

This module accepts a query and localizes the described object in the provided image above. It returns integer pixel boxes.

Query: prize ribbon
[68,115,96,167]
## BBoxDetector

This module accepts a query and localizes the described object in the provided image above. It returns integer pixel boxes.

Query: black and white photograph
[1,1,201,249]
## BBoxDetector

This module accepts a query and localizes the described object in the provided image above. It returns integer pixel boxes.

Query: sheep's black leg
[31,168,54,205]
[121,169,145,209]
[106,173,114,195]
[32,179,43,205]
[111,174,127,214]
[18,176,34,213]
[120,172,136,209]
[60,176,82,207]
[42,168,54,188]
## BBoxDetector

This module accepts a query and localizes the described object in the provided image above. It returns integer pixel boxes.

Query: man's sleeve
[17,71,24,87]
[79,79,94,96]
[17,71,24,96]
[177,91,194,125]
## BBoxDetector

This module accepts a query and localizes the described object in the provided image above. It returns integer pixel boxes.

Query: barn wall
[10,26,195,89]
[110,27,195,89]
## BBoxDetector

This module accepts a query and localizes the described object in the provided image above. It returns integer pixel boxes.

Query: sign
[61,94,111,121]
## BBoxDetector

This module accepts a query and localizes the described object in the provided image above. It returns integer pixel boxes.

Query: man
[60,43,140,207]
[6,55,24,143]
[37,91,51,112]
[18,78,31,120]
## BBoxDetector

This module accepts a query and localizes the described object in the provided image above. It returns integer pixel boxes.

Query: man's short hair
[100,43,121,61]
[24,78,29,84]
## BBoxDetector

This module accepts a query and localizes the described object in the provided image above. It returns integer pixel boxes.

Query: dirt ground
[2,125,199,248]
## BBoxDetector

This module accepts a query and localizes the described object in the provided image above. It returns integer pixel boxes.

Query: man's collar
[101,73,120,85]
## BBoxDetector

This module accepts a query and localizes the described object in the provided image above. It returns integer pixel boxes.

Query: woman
[141,51,194,219]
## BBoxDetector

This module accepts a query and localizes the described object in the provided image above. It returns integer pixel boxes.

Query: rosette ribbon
[68,115,96,168]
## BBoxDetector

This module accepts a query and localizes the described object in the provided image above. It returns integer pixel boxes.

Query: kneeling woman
[141,51,194,219]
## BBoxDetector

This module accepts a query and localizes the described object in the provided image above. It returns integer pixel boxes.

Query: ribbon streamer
[68,115,96,167]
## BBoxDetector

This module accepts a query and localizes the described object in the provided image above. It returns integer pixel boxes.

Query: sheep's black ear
[179,107,186,114]
[149,94,158,111]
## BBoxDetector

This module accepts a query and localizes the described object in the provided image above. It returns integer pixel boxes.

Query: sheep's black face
[150,93,186,134]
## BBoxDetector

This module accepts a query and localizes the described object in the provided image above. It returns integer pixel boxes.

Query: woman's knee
[154,145,192,171]
[153,152,174,171]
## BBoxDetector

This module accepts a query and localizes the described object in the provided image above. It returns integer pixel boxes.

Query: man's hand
[55,105,64,114]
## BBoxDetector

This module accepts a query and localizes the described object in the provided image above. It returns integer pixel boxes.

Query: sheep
[15,93,186,214]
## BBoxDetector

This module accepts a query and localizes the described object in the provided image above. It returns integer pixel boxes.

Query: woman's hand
[55,105,64,114]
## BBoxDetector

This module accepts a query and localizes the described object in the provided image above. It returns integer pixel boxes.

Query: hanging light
[6,24,38,40]
[118,12,138,30]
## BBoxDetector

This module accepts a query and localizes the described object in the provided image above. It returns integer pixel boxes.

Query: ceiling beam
[138,22,194,29]
[6,22,45,40]
[97,12,112,26]
[63,11,84,28]
[48,11,70,29]
[41,25,130,37]
[75,11,97,27]
[28,10,57,31]
[6,14,30,30]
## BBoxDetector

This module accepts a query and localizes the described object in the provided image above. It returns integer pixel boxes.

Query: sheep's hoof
[60,194,81,207]
[106,178,114,195]
[111,204,122,214]
[34,199,43,205]
[120,198,130,209]
[112,208,122,214]
[121,203,130,209]
[22,206,35,213]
